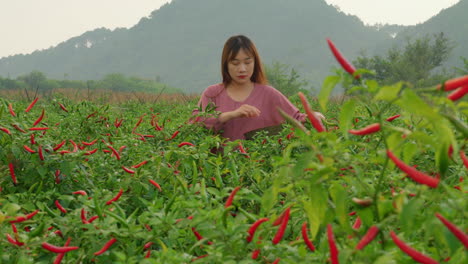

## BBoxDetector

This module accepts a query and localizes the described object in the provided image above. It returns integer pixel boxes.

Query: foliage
[354,33,455,87]
[0,71,182,96]
[0,65,466,263]
[265,62,309,97]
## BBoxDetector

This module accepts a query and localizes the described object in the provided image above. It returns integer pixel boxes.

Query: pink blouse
[193,83,306,140]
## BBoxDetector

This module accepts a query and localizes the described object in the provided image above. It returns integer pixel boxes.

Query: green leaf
[329,181,348,229]
[261,187,276,213]
[397,89,439,121]
[318,75,340,112]
[402,142,418,165]
[435,140,451,177]
[303,184,327,239]
[339,98,356,138]
[374,83,403,101]
[399,198,423,233]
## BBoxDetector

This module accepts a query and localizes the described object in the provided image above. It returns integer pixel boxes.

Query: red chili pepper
[55,200,67,214]
[25,97,39,112]
[251,249,260,259]
[145,249,151,258]
[38,145,44,161]
[0,127,11,135]
[25,209,39,220]
[132,160,148,168]
[272,258,281,264]
[42,242,79,253]
[73,190,87,196]
[144,242,153,249]
[225,186,241,208]
[53,237,71,264]
[122,166,135,174]
[460,151,468,170]
[53,140,66,151]
[69,140,78,152]
[191,254,208,262]
[352,216,362,230]
[132,114,146,133]
[32,109,45,126]
[55,170,61,184]
[106,189,123,205]
[165,130,179,141]
[298,92,325,132]
[88,215,99,223]
[390,231,438,264]
[437,75,468,91]
[149,179,162,192]
[154,122,163,131]
[386,114,401,122]
[11,124,26,133]
[8,103,16,117]
[58,102,68,112]
[9,163,17,185]
[94,238,117,256]
[349,123,380,135]
[23,145,36,153]
[81,208,89,224]
[387,150,440,188]
[192,227,203,241]
[237,142,250,157]
[11,223,18,233]
[178,142,195,147]
[272,207,290,245]
[326,38,359,79]
[435,213,468,249]
[447,84,468,101]
[6,233,24,246]
[246,218,269,242]
[355,225,379,250]
[86,111,97,119]
[327,224,339,264]
[301,222,316,251]
[29,127,49,131]
[106,144,120,160]
[82,139,98,146]
[53,230,63,238]
[84,149,98,155]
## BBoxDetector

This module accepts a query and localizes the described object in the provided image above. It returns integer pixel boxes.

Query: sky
[0,0,461,59]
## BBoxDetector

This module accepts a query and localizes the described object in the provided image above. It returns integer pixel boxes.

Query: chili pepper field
[1,54,468,263]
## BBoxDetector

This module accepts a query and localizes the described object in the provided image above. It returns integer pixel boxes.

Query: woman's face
[227,48,255,86]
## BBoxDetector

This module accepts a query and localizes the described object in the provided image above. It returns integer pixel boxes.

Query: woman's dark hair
[221,35,267,86]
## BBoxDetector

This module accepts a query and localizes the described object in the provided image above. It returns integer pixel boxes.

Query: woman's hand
[234,104,261,118]
[314,112,325,121]
[218,104,261,123]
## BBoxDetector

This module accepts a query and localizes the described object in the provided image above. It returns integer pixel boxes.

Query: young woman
[193,35,324,141]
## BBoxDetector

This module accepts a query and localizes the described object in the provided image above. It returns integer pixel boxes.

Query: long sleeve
[272,89,307,122]
[192,88,224,131]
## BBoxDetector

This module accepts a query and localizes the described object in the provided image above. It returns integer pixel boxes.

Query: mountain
[390,0,468,70]
[0,0,464,93]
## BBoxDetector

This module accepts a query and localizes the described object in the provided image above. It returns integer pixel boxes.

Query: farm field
[1,72,467,264]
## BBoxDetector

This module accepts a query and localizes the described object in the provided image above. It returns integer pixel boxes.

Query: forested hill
[0,0,464,92]
[391,0,468,69]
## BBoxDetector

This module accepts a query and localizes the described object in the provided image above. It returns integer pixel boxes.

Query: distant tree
[454,56,468,75]
[265,62,308,97]
[354,33,454,87]
[17,71,47,99]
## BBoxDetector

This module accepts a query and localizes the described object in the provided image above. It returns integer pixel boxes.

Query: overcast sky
[0,0,460,59]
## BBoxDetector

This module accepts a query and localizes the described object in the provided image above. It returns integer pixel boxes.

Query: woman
[193,35,324,141]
